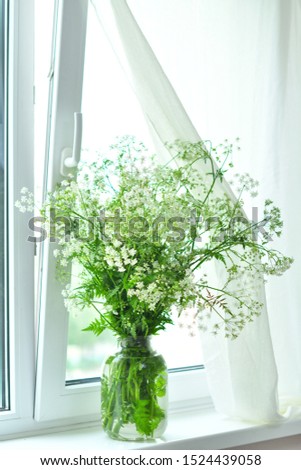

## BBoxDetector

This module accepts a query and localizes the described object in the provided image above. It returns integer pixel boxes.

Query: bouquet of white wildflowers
[16,136,292,440]
[17,136,292,339]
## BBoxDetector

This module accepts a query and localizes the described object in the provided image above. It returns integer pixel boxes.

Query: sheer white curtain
[91,0,301,422]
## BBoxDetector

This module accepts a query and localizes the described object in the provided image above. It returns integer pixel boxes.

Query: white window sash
[34,0,89,422]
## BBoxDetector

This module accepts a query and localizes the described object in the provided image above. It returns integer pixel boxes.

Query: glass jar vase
[100,336,168,441]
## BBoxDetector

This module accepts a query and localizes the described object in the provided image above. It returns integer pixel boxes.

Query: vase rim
[117,335,153,348]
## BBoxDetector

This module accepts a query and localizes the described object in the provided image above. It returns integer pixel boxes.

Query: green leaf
[133,399,165,437]
[155,374,167,398]
[211,252,227,266]
[82,319,105,336]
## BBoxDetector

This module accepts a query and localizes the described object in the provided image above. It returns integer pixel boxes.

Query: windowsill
[0,405,301,450]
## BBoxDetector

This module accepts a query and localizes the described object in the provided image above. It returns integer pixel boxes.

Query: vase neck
[118,336,152,351]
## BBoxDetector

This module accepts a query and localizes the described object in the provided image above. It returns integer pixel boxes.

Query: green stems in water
[101,338,168,441]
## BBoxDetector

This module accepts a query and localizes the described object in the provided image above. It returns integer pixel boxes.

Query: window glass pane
[0,0,7,410]
[65,4,203,382]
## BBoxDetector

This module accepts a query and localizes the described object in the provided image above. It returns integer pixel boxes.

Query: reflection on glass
[65,3,203,382]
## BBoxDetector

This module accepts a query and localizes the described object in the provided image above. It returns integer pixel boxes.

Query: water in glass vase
[100,336,168,441]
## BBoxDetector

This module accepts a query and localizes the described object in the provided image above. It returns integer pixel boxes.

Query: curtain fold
[91,0,301,423]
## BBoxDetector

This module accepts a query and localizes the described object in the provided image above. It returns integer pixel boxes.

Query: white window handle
[60,112,83,177]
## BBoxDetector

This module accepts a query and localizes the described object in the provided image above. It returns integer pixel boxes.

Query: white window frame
[0,0,35,434]
[34,0,211,423]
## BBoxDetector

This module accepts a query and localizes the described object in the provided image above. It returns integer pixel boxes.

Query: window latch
[60,112,83,177]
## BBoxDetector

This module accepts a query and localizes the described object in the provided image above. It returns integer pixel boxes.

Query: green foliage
[133,399,165,436]
[82,318,106,336]
[100,341,167,439]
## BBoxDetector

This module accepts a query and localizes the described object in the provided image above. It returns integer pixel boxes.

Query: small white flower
[129,259,137,266]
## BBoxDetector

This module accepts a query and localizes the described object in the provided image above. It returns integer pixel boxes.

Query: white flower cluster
[15,187,34,212]
[122,187,152,209]
[54,237,90,267]
[263,255,293,276]
[104,241,137,272]
[232,173,259,198]
[125,265,197,312]
[127,281,163,311]
[178,269,195,290]
[61,283,78,311]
